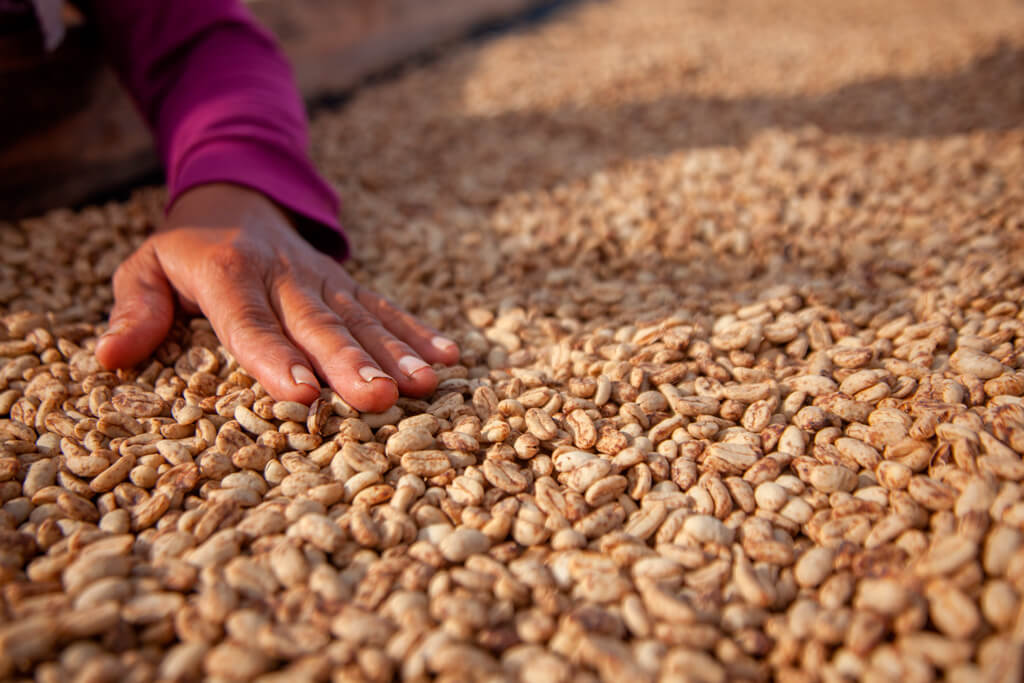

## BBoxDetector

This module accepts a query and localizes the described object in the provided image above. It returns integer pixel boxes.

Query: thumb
[96,241,176,370]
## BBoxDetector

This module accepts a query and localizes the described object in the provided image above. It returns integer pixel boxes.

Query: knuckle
[326,347,374,375]
[112,245,168,303]
[269,254,302,284]
[335,301,381,336]
[112,247,148,289]
[292,300,342,332]
[361,292,430,337]
[218,302,281,349]
[233,300,278,329]
[111,264,132,293]
[207,245,258,280]
[360,291,397,317]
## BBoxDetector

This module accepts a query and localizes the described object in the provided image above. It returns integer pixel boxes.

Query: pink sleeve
[83,0,348,258]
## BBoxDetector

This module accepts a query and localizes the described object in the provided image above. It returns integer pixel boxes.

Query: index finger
[198,278,321,404]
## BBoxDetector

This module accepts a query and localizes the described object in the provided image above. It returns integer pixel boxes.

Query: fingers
[197,252,321,404]
[353,287,460,366]
[100,223,457,417]
[96,242,176,370]
[320,280,440,399]
[269,279,401,413]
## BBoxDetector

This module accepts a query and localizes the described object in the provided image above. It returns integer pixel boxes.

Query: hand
[95,183,459,412]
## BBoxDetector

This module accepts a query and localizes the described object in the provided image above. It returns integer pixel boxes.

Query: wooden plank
[255,0,547,97]
[0,0,551,218]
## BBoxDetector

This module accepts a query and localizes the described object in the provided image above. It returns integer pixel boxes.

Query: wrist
[162,182,295,236]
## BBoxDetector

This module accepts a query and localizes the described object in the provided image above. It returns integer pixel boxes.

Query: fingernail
[431,336,457,353]
[359,366,394,384]
[102,322,128,338]
[291,365,319,389]
[398,355,431,377]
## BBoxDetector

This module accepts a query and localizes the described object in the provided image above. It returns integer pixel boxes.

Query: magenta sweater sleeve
[83,0,347,257]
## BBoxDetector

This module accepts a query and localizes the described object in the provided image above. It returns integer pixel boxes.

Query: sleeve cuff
[168,137,349,260]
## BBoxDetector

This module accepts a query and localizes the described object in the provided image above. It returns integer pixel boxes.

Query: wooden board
[255,0,548,98]
[0,0,550,219]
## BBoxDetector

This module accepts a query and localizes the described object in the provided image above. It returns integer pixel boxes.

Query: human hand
[94,183,459,412]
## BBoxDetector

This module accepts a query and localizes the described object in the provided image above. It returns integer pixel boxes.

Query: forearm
[81,0,346,256]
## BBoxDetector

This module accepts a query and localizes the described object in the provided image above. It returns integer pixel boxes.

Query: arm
[88,0,459,409]
[83,0,345,254]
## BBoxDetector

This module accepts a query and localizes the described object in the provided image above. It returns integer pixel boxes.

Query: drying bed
[3,0,1024,681]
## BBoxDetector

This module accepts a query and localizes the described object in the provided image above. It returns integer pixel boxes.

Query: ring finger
[322,281,439,398]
